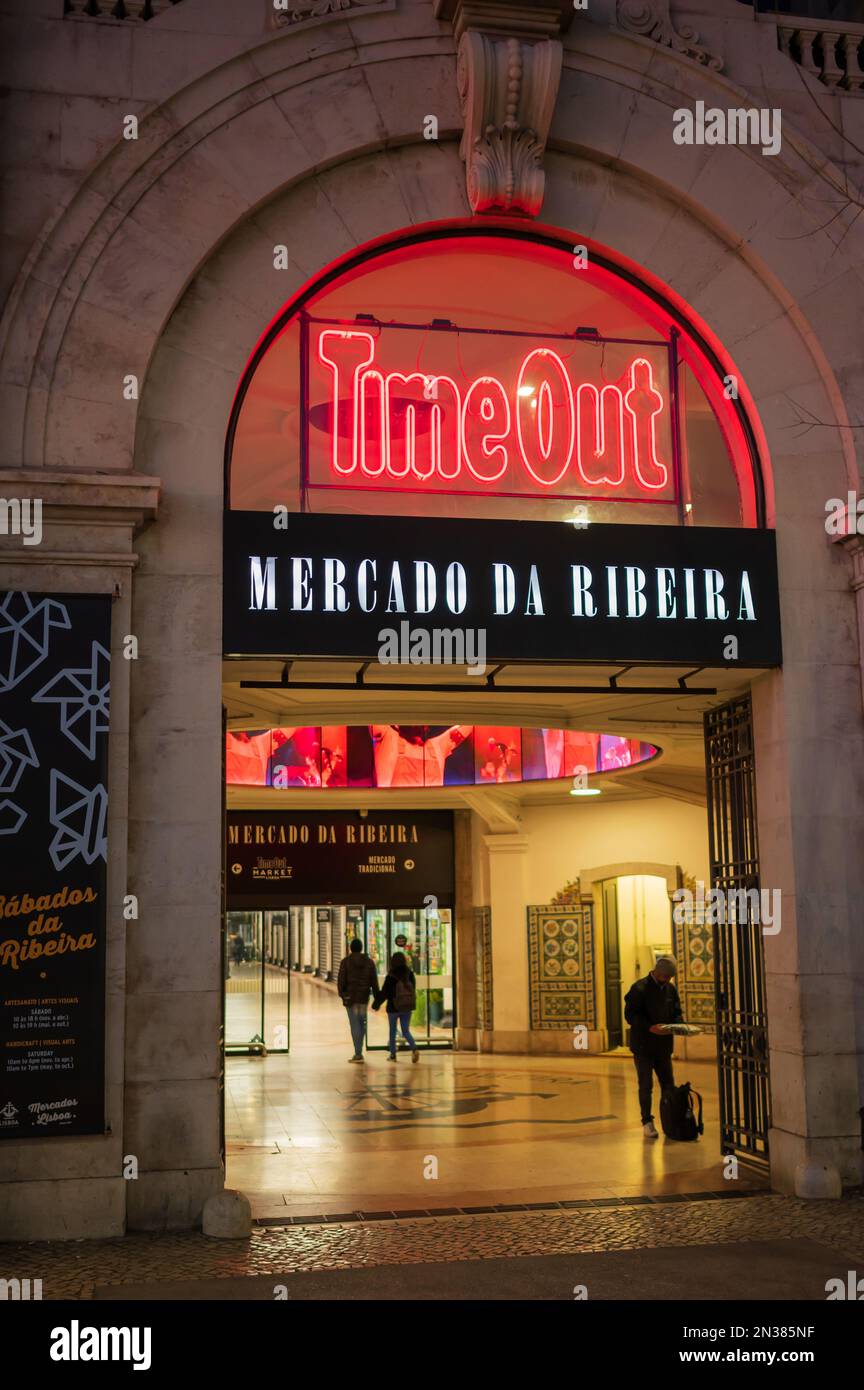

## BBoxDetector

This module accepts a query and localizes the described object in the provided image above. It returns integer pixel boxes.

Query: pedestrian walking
[337,938,380,1063]
[373,951,419,1062]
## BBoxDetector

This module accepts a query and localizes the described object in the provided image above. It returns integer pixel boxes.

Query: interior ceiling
[223,658,767,820]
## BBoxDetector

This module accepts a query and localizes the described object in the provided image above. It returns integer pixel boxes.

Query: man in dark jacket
[624,954,684,1138]
[337,938,380,1063]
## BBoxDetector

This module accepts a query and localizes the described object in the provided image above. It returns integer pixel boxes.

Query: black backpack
[660,1082,703,1141]
[392,972,416,1012]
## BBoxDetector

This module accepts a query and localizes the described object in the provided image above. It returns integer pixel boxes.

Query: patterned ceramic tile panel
[673,911,716,1028]
[527,903,596,1030]
[474,906,493,1030]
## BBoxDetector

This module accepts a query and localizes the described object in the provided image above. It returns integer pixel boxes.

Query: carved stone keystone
[435,0,573,217]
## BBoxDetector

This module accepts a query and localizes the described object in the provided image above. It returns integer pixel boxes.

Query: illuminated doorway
[363,906,456,1050]
[601,875,674,1049]
[223,902,456,1054]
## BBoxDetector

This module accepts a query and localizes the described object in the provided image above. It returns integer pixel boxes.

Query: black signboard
[223,511,782,667]
[226,810,454,908]
[0,592,110,1140]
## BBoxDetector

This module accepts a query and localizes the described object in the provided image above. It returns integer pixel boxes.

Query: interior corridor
[225,975,763,1221]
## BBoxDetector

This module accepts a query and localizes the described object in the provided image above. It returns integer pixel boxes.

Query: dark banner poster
[0,592,110,1140]
[226,810,454,908]
[223,511,782,667]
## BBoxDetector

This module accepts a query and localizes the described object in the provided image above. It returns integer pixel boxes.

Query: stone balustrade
[776,17,864,92]
[63,0,180,20]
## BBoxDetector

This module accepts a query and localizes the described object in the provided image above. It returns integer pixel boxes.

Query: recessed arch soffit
[1,15,860,486]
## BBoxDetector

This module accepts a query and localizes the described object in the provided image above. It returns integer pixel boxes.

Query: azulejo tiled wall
[527,897,596,1031]
[672,888,716,1028]
[474,906,493,1031]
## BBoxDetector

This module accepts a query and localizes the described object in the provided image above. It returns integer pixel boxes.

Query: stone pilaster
[0,470,159,1240]
[482,832,530,1049]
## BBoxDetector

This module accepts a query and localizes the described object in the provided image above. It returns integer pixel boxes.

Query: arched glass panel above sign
[227,227,765,528]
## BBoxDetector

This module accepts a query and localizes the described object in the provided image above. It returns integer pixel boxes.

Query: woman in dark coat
[372,951,419,1062]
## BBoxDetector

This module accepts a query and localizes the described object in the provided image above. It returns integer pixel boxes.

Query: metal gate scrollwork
[704,694,771,1168]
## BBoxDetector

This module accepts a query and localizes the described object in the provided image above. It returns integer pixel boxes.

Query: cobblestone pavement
[3,1194,863,1299]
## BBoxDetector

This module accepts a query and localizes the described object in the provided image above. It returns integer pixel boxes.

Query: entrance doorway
[601,875,674,1049]
[363,906,455,1050]
[223,903,455,1054]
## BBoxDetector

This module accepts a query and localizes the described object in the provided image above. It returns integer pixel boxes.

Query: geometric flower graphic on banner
[0,591,112,1142]
[0,719,39,793]
[33,641,110,760]
[48,769,108,869]
[0,798,27,836]
[0,591,71,692]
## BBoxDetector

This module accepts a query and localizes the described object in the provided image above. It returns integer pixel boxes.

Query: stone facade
[1,0,863,1237]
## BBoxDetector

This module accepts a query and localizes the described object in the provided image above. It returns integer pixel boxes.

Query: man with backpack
[337,938,380,1063]
[624,953,685,1139]
[372,952,419,1062]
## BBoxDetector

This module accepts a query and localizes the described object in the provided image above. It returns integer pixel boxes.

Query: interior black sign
[223,511,782,667]
[0,592,110,1140]
[226,809,454,908]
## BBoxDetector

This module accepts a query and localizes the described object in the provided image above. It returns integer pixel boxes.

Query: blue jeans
[388,1011,416,1054]
[347,1003,367,1056]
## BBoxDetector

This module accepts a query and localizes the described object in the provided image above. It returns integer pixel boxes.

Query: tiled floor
[225,974,761,1220]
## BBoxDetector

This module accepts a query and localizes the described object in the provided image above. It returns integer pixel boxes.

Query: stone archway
[579,862,680,898]
[2,10,862,1230]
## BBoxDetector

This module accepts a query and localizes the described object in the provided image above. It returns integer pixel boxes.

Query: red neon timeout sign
[306,320,677,504]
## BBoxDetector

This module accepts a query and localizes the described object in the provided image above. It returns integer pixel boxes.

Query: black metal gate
[704,694,771,1168]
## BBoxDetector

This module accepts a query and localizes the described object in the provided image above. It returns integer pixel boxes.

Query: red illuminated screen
[308,321,675,504]
[226,727,656,789]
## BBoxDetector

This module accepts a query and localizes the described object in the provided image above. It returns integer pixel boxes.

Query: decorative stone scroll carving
[456,27,561,216]
[271,0,385,26]
[549,879,583,905]
[616,0,723,72]
[436,0,569,218]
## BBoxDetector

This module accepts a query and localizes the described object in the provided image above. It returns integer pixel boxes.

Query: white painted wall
[520,798,710,905]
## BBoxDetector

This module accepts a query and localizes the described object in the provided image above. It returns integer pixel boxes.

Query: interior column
[484,833,530,1051]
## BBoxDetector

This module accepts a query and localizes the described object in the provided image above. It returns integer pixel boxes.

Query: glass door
[225,909,290,1053]
[364,908,390,1051]
[362,906,455,1050]
[424,905,455,1045]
